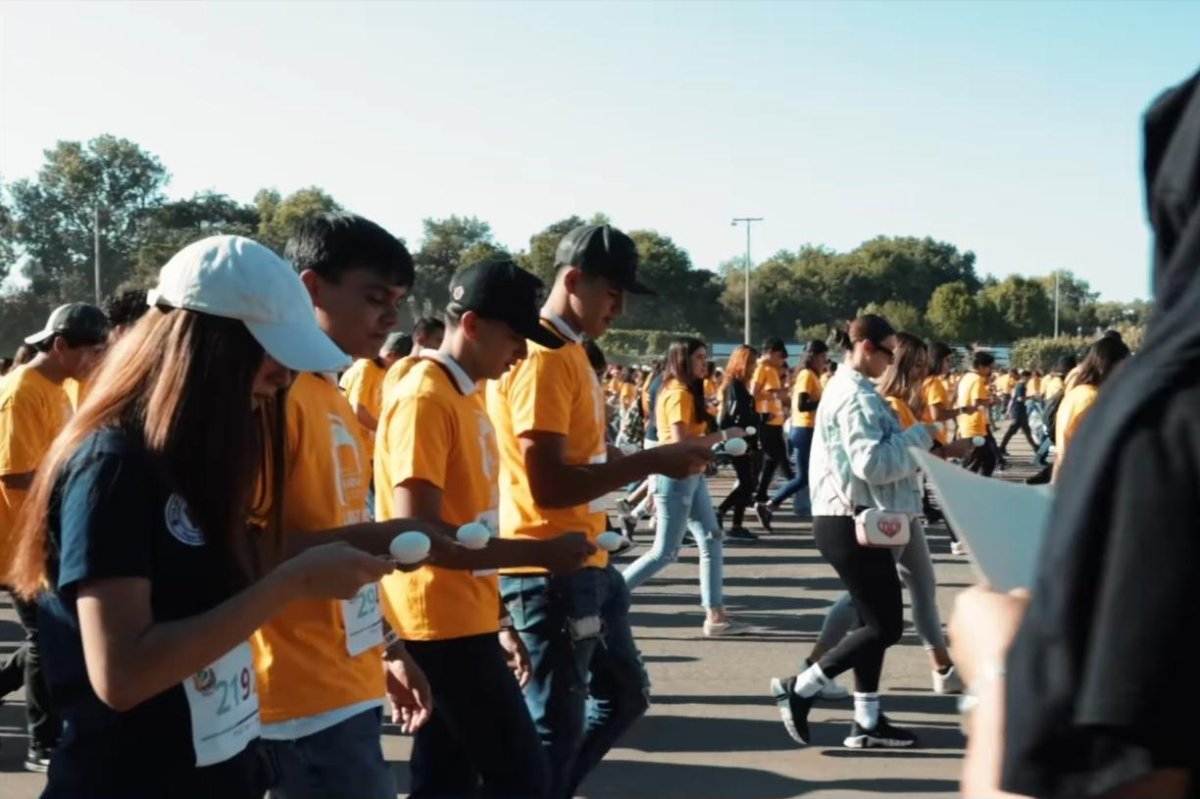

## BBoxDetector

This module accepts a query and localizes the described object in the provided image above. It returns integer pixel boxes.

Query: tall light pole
[732,217,763,345]
[93,204,103,305]
[1053,270,1060,339]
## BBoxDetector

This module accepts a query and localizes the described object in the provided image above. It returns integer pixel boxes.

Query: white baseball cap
[148,235,350,373]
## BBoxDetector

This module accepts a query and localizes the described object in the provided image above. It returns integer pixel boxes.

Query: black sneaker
[753,502,774,533]
[843,715,918,749]
[25,746,52,773]
[770,676,816,745]
[727,527,760,542]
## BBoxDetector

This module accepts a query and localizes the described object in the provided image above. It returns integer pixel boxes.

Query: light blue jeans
[622,473,724,609]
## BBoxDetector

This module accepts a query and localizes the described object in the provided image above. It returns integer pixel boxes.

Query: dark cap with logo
[448,258,563,350]
[25,303,110,346]
[555,224,655,296]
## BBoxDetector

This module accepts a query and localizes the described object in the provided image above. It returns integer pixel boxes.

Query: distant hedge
[1011,324,1144,371]
[595,329,701,363]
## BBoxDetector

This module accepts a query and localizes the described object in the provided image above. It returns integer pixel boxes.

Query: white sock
[792,663,829,698]
[854,692,880,728]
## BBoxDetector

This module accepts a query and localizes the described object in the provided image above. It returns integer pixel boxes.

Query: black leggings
[812,517,904,693]
[718,453,756,528]
[755,425,794,502]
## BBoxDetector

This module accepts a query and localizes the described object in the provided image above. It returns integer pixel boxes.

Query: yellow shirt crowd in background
[790,368,822,429]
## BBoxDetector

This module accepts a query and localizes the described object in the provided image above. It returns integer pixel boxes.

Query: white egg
[972,436,986,447]
[596,531,625,552]
[745,426,757,436]
[456,523,491,550]
[389,531,431,564]
[723,438,749,457]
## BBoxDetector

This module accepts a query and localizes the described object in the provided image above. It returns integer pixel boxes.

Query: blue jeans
[770,426,814,516]
[405,633,550,799]
[264,708,395,799]
[622,474,725,609]
[500,566,650,799]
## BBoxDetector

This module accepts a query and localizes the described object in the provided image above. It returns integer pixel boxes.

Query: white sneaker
[950,541,968,556]
[933,666,965,695]
[703,619,751,637]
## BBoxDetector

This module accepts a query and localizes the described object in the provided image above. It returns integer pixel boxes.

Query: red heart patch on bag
[877,519,902,538]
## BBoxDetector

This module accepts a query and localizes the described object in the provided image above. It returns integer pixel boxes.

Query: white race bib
[341,583,384,656]
[184,642,260,767]
[587,452,608,513]
[471,509,501,578]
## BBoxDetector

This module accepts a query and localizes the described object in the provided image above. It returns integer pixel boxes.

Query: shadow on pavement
[581,759,958,798]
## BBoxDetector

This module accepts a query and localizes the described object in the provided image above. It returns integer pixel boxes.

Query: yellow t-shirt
[339,358,386,463]
[1044,374,1065,400]
[790,369,822,429]
[251,372,384,725]
[0,366,72,578]
[1028,376,1042,397]
[656,379,706,443]
[956,371,990,438]
[63,378,89,411]
[752,363,784,426]
[703,377,717,405]
[819,372,832,389]
[380,354,421,410]
[920,376,951,445]
[486,319,608,574]
[377,356,500,642]
[884,395,919,431]
[1056,383,1099,457]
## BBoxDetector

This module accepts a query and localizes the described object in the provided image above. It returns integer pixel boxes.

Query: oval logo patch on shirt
[165,494,205,547]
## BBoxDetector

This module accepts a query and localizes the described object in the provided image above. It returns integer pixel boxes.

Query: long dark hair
[878,332,928,412]
[664,337,710,423]
[1075,336,1131,387]
[799,339,829,374]
[929,342,954,374]
[10,308,283,597]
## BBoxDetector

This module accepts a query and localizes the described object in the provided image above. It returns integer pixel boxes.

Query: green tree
[616,230,727,340]
[978,276,1054,340]
[128,192,259,286]
[926,281,983,342]
[0,288,58,358]
[515,215,587,285]
[0,180,16,281]
[8,135,169,302]
[859,300,925,336]
[412,216,497,312]
[847,236,982,312]
[254,186,341,254]
[1037,270,1100,331]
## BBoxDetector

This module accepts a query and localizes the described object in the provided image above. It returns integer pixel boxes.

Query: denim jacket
[809,367,933,516]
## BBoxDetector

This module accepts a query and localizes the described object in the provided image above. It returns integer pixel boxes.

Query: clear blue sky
[3,0,1197,301]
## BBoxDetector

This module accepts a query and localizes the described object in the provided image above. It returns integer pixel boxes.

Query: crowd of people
[0,67,1196,799]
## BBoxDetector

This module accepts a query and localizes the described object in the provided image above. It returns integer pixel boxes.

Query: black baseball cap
[25,303,110,346]
[448,258,563,350]
[554,224,655,296]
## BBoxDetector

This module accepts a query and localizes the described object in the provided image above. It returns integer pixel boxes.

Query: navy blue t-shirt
[38,427,266,799]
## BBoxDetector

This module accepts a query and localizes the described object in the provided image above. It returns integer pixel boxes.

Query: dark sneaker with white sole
[770,676,816,745]
[753,502,774,533]
[24,746,52,773]
[843,715,918,749]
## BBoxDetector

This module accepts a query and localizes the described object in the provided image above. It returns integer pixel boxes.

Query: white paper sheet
[909,448,1053,591]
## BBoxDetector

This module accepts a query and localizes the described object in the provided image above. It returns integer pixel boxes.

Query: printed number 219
[216,667,255,716]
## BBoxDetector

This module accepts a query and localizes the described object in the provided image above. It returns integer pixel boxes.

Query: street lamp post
[1053,271,1060,339]
[732,217,763,345]
[94,204,102,305]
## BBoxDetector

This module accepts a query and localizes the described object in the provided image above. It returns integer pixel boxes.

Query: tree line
[0,135,1148,356]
